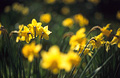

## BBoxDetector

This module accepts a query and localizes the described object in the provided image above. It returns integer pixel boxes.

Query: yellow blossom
[61,6,70,15]
[74,14,89,27]
[40,13,51,23]
[40,45,62,74]
[69,28,86,50]
[16,25,32,43]
[111,28,120,48]
[62,18,74,28]
[61,50,81,72]
[21,7,29,15]
[22,41,42,62]
[38,26,52,40]
[100,24,112,37]
[44,0,56,4]
[0,23,2,35]
[90,33,105,50]
[28,19,42,38]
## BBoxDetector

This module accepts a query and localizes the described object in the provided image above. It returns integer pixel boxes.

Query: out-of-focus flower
[61,6,70,15]
[61,50,81,72]
[44,0,56,4]
[111,28,120,48]
[21,7,29,15]
[40,13,51,23]
[69,28,87,50]
[22,41,42,62]
[62,0,76,4]
[90,33,105,50]
[116,10,120,20]
[105,41,110,52]
[88,0,101,5]
[100,24,112,37]
[4,6,11,13]
[40,45,62,74]
[62,18,74,28]
[94,12,103,20]
[74,14,89,27]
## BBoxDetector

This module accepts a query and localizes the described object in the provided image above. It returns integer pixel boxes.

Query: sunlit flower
[44,0,56,4]
[61,50,81,72]
[62,18,74,28]
[69,28,86,50]
[38,26,52,40]
[111,28,120,48]
[90,33,105,50]
[28,19,42,38]
[4,6,11,13]
[100,24,112,37]
[16,25,32,43]
[74,14,89,27]
[62,0,76,4]
[22,41,42,62]
[61,6,70,15]
[40,13,51,23]
[40,45,62,74]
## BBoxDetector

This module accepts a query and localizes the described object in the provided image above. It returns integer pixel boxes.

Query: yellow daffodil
[40,13,51,23]
[44,0,56,4]
[22,41,42,62]
[4,6,11,13]
[116,10,120,20]
[38,26,52,40]
[0,23,2,35]
[16,25,32,43]
[28,19,42,38]
[111,28,120,48]
[100,24,112,37]
[74,14,89,27]
[69,28,86,50]
[61,50,81,72]
[40,45,62,74]
[90,33,105,50]
[21,7,29,15]
[62,18,74,28]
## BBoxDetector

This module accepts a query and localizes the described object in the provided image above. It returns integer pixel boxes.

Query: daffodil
[111,28,120,48]
[27,19,42,38]
[44,0,56,4]
[90,33,105,50]
[22,41,42,62]
[40,13,51,23]
[69,28,86,50]
[61,50,81,72]
[0,23,2,35]
[61,6,70,15]
[16,25,32,43]
[105,41,110,52]
[38,26,52,40]
[40,45,62,74]
[62,0,76,4]
[62,18,74,28]
[100,24,112,37]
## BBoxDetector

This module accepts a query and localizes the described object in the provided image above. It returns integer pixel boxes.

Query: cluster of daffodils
[62,14,89,28]
[40,45,81,74]
[11,19,52,43]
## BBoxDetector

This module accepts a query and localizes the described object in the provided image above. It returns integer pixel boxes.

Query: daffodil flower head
[22,41,42,62]
[100,24,112,37]
[40,45,62,74]
[111,28,120,48]
[40,13,51,23]
[62,18,74,28]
